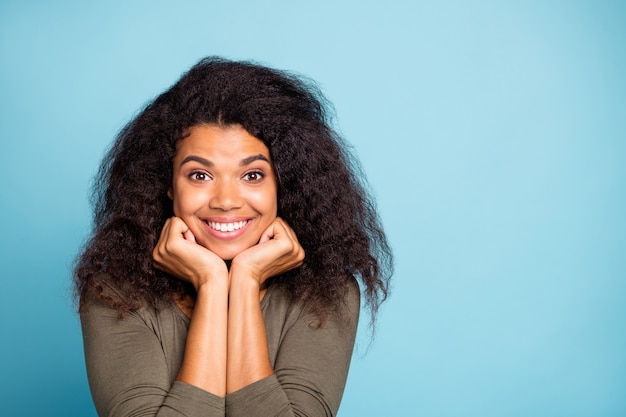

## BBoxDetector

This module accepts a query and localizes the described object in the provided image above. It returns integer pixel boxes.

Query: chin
[208,244,249,261]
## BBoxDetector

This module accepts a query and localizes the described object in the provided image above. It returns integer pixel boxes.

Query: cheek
[246,194,277,223]
[171,185,203,217]
[254,187,278,217]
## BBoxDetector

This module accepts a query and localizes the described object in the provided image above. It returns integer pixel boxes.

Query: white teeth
[209,220,248,232]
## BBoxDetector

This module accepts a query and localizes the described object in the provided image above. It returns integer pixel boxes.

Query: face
[169,124,278,260]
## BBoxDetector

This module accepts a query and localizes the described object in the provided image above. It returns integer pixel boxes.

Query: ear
[167,188,173,200]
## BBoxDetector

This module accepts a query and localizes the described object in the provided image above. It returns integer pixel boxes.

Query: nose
[209,180,243,211]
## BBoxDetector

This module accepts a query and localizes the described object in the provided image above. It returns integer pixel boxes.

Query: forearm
[81,288,227,417]
[224,280,361,417]
[177,279,229,397]
[226,274,273,394]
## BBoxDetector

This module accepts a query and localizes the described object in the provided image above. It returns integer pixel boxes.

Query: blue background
[1,1,624,416]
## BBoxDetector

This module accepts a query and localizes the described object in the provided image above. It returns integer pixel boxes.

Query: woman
[75,57,393,417]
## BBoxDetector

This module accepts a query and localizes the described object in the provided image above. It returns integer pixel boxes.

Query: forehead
[175,124,271,161]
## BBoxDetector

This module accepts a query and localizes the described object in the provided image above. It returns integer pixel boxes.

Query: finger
[267,221,303,261]
[258,219,295,247]
[174,221,196,242]
[183,228,196,242]
[158,218,172,239]
[154,218,186,261]
[164,217,194,241]
[274,219,304,262]
[168,216,188,233]
[258,222,277,244]
[273,219,300,248]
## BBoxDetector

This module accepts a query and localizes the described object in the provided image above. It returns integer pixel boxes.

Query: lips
[200,217,254,241]
[207,220,249,232]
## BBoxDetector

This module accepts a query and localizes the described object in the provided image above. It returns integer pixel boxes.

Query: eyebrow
[240,154,271,166]
[180,155,213,168]
[179,154,271,168]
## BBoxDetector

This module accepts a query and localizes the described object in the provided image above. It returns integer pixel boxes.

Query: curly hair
[74,56,393,324]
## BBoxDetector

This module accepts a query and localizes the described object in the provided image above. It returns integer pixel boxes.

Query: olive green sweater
[80,281,359,417]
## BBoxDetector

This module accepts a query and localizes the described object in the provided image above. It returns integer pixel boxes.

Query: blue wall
[1,1,624,416]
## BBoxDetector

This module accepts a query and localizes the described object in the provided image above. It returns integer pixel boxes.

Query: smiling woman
[74,57,393,416]
[169,125,279,262]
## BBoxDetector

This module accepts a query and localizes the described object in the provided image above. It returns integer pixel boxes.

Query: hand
[230,217,305,286]
[152,217,228,290]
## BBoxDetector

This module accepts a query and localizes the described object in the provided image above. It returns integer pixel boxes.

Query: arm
[177,280,229,396]
[153,217,230,396]
[148,216,355,416]
[225,279,360,417]
[223,218,358,416]
[225,219,304,394]
[80,288,226,417]
[226,276,273,393]
[81,217,231,417]
[81,281,359,417]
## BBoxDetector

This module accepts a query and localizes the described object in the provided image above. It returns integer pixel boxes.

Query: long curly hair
[74,56,393,324]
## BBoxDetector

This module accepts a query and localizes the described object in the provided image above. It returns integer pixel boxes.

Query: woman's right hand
[152,217,228,290]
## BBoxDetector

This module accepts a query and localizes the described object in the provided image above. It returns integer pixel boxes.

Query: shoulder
[264,276,360,328]
[80,275,178,325]
[80,275,127,316]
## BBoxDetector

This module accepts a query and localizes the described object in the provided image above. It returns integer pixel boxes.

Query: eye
[189,171,211,181]
[242,170,265,182]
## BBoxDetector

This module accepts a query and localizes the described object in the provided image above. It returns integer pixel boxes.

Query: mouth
[205,219,249,232]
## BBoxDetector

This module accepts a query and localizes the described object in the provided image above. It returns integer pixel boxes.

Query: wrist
[195,268,229,293]
[228,270,261,295]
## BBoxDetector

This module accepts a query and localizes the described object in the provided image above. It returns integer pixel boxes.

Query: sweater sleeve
[80,295,225,417]
[225,281,360,417]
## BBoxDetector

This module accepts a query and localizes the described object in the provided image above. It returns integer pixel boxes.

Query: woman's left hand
[230,217,305,286]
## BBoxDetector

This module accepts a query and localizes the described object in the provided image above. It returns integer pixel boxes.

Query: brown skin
[152,125,305,396]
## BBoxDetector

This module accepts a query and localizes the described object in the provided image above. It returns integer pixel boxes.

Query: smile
[207,220,249,232]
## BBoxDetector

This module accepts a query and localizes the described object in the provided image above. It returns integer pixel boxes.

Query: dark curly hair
[74,56,393,324]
